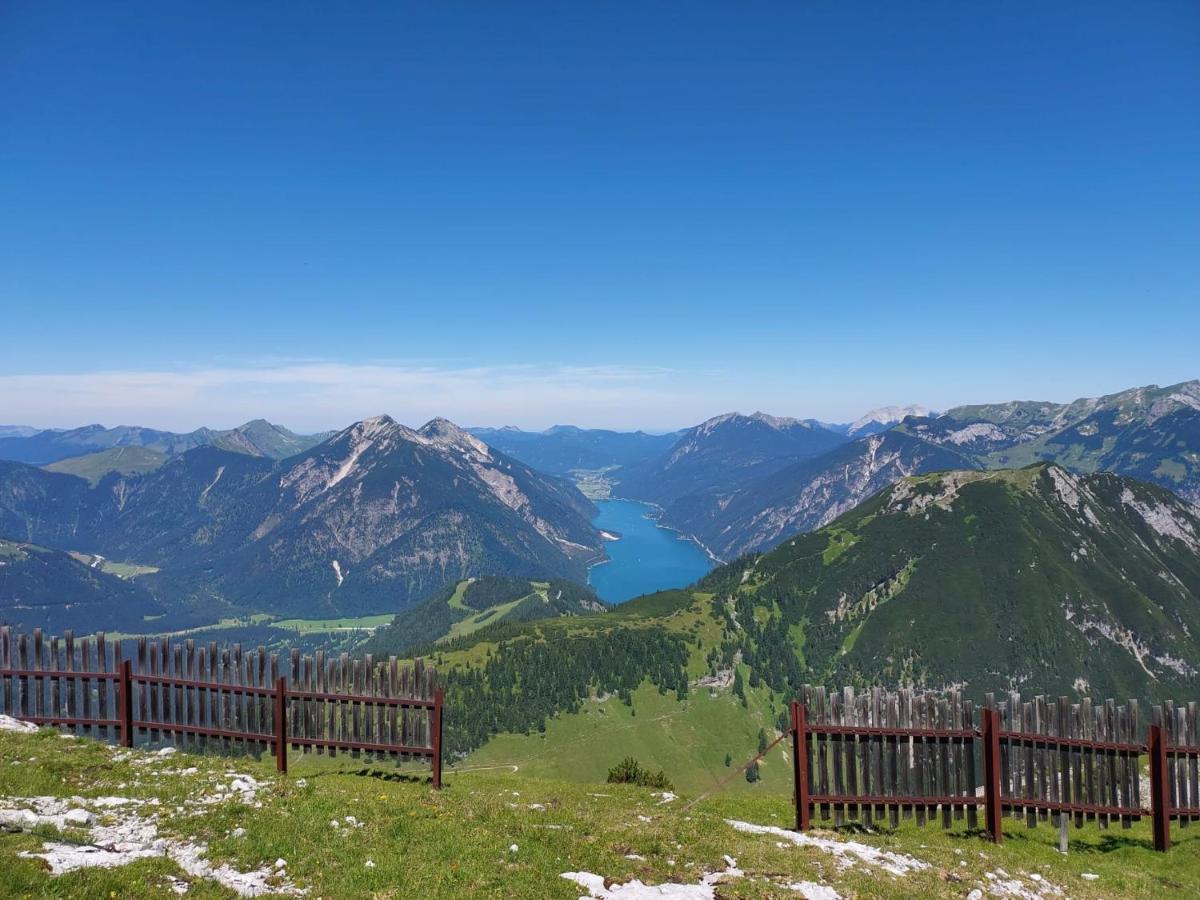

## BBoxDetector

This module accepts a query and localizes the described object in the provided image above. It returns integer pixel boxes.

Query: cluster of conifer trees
[441,627,690,755]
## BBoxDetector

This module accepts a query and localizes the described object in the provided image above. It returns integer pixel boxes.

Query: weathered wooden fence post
[275,676,288,774]
[791,700,810,831]
[118,659,134,748]
[432,686,444,789]
[1149,723,1170,852]
[982,706,1002,843]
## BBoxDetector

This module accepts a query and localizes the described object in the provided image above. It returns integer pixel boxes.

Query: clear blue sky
[2,1,1197,431]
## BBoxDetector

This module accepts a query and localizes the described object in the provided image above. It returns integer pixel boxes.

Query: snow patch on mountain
[847,405,931,436]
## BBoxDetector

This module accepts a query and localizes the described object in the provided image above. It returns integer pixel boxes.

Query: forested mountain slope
[0,538,169,633]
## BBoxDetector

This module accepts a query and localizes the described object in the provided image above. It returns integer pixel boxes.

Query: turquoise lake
[587,499,713,604]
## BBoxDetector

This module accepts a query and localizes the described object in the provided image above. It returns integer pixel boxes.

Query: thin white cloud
[0,362,706,433]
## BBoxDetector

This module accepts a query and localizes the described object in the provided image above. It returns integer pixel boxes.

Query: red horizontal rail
[1166,746,1200,758]
[285,689,435,709]
[807,723,978,739]
[13,714,121,727]
[133,720,275,743]
[133,673,275,697]
[1171,807,1200,816]
[809,790,1148,819]
[811,793,979,807]
[0,667,120,682]
[1000,729,1146,754]
[1002,796,1147,817]
[287,735,435,755]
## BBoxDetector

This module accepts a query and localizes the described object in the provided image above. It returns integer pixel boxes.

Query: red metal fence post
[431,686,444,789]
[791,700,810,831]
[118,659,134,748]
[982,707,1002,844]
[275,677,288,775]
[1149,723,1170,852]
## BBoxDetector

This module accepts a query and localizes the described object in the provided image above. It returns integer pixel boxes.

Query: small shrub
[606,756,674,791]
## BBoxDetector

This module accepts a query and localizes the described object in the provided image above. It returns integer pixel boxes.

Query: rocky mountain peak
[694,411,803,436]
[417,417,490,456]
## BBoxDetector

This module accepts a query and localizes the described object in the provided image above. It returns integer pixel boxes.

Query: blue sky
[2,1,1198,431]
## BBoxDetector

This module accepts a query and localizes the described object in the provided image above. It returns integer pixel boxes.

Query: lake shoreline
[586,499,716,604]
[600,493,725,566]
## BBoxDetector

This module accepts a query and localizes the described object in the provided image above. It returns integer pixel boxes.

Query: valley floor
[1,724,1198,898]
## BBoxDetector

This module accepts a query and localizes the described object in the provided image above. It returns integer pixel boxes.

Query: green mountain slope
[413,465,1200,786]
[705,464,1200,700]
[361,575,606,657]
[43,445,168,485]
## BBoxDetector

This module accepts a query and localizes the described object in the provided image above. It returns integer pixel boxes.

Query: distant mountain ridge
[616,412,849,508]
[0,419,328,467]
[467,424,681,476]
[0,416,603,624]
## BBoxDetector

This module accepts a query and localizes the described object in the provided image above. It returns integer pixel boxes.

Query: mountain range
[0,419,329,467]
[0,416,603,624]
[615,412,849,508]
[3,378,1197,638]
[613,380,1200,560]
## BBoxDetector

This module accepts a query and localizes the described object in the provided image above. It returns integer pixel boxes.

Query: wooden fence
[0,627,443,786]
[788,686,1199,851]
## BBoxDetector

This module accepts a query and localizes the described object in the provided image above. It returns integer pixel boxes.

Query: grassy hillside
[44,446,168,485]
[2,725,1197,898]
[362,576,607,657]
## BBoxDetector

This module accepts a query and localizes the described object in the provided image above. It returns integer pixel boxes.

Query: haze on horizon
[2,2,1197,432]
